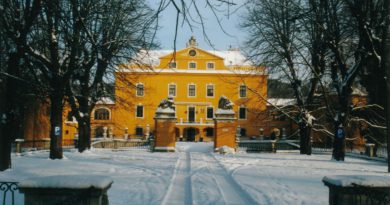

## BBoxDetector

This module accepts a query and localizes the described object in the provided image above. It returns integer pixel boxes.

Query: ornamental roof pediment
[159,47,224,61]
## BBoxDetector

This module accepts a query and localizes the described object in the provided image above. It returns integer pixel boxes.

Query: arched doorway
[186,128,196,142]
[95,126,105,138]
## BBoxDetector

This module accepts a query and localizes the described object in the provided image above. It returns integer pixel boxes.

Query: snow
[1,143,389,205]
[216,108,235,114]
[217,146,236,155]
[19,175,113,189]
[156,107,175,113]
[323,175,390,187]
[96,97,115,105]
[267,98,296,106]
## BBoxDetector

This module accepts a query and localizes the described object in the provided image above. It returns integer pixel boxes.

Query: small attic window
[169,62,176,69]
[189,50,196,56]
[207,62,215,70]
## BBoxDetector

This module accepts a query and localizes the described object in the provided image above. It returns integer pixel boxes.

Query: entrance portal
[186,128,196,142]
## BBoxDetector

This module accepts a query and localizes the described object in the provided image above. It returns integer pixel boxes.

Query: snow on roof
[96,97,115,105]
[323,175,390,187]
[210,50,253,66]
[351,87,367,96]
[132,49,252,66]
[267,98,296,106]
[19,175,113,189]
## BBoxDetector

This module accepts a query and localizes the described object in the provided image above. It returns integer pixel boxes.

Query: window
[188,62,197,69]
[94,108,110,120]
[189,50,197,56]
[169,62,176,69]
[168,84,176,97]
[206,84,214,97]
[136,83,144,96]
[239,85,247,98]
[207,107,214,119]
[136,105,144,118]
[188,84,196,97]
[207,62,215,69]
[135,127,143,136]
[240,128,247,137]
[239,107,247,120]
[206,128,214,137]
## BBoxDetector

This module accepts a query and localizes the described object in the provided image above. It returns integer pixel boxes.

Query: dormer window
[188,62,197,69]
[207,62,215,70]
[169,61,177,69]
[136,83,144,97]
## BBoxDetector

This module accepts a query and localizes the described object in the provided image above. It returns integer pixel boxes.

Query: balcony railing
[176,118,214,126]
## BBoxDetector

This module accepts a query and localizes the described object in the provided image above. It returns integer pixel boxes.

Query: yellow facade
[63,38,268,142]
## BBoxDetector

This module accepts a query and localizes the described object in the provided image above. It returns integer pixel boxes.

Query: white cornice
[118,68,265,75]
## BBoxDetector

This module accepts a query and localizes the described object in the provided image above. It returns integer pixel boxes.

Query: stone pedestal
[19,175,113,205]
[214,109,237,150]
[154,107,176,152]
[323,175,390,205]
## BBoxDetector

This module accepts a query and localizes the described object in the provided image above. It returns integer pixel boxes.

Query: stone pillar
[179,128,184,141]
[259,128,264,140]
[108,127,113,139]
[214,108,237,151]
[15,139,24,154]
[282,128,286,139]
[19,175,113,205]
[145,124,150,140]
[103,126,108,139]
[124,127,128,140]
[154,103,176,152]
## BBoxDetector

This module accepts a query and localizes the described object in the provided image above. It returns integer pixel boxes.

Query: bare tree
[65,0,156,152]
[0,0,43,170]
[243,0,323,155]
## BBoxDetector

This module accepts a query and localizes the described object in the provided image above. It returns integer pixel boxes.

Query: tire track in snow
[202,153,259,205]
[162,150,193,205]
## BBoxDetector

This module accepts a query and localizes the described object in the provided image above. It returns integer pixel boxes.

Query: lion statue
[158,96,175,110]
[218,96,234,110]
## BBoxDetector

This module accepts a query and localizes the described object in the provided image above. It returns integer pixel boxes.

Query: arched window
[94,108,110,120]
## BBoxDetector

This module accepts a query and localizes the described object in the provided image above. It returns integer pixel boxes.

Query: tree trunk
[299,122,312,155]
[332,122,346,161]
[384,3,390,172]
[49,91,63,159]
[77,116,91,152]
[299,123,307,154]
[0,109,11,171]
[0,52,23,170]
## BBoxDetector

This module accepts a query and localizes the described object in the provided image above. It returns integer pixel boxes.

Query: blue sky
[147,1,248,51]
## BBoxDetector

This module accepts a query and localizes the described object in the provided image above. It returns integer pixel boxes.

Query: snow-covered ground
[1,142,389,205]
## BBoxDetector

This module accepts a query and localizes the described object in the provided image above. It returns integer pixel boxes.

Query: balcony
[176,118,214,126]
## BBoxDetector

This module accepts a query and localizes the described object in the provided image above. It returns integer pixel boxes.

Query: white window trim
[206,61,215,70]
[136,83,144,97]
[188,83,196,98]
[93,107,112,120]
[168,83,177,97]
[239,84,247,98]
[135,104,144,119]
[206,106,214,120]
[187,106,196,122]
[188,61,197,70]
[238,106,247,120]
[206,84,215,98]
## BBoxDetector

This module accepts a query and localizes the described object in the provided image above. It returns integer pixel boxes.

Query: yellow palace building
[62,37,269,142]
